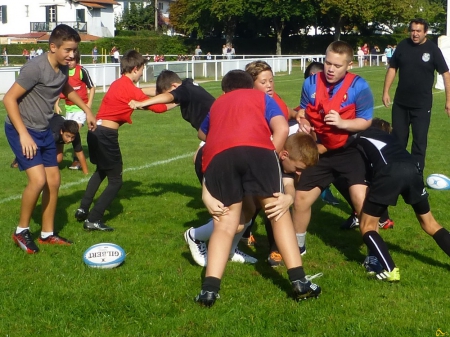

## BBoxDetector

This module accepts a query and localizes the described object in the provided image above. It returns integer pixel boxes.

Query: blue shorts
[5,123,57,171]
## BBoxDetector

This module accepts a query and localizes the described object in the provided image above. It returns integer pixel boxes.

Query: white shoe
[229,248,257,264]
[184,228,207,267]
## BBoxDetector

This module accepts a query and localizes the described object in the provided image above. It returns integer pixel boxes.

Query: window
[0,5,7,24]
[25,5,29,18]
[158,2,163,10]
[76,9,85,22]
[46,5,57,23]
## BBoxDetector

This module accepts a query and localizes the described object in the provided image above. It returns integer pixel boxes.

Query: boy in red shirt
[74,50,168,231]
[195,70,321,307]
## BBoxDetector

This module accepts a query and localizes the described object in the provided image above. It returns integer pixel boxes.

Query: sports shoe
[363,255,384,275]
[268,251,283,267]
[379,218,394,229]
[229,248,257,264]
[341,213,359,229]
[320,187,339,205]
[83,220,114,232]
[184,227,207,267]
[38,234,73,245]
[195,290,220,307]
[292,273,323,301]
[69,161,81,170]
[240,233,256,246]
[75,208,89,222]
[300,245,306,256]
[12,229,39,254]
[373,267,400,282]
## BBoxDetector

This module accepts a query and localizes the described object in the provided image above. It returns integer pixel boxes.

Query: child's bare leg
[41,166,60,232]
[19,165,47,228]
[416,211,442,236]
[205,202,242,279]
[261,196,301,268]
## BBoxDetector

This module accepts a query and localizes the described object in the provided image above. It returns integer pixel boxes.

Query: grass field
[1,65,450,336]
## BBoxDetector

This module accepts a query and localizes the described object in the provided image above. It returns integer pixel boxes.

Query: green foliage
[115,2,156,31]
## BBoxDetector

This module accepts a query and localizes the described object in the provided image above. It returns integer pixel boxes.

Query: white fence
[0,53,387,94]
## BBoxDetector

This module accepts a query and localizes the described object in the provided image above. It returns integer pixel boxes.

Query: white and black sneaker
[75,208,89,222]
[184,227,207,267]
[83,220,114,232]
[340,213,359,229]
[229,248,257,264]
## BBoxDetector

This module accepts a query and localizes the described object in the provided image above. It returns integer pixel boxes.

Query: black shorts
[194,146,203,184]
[87,125,122,174]
[296,146,367,191]
[366,162,428,206]
[204,147,282,206]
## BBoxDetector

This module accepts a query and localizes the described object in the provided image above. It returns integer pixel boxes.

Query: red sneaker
[378,218,394,229]
[38,234,73,245]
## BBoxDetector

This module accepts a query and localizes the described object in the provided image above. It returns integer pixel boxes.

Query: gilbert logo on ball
[83,243,125,269]
[426,174,450,190]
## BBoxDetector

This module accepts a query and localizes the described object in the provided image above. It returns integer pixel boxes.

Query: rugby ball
[83,243,125,269]
[426,174,450,190]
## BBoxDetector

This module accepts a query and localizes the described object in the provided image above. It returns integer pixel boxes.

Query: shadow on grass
[386,242,450,272]
[33,179,143,232]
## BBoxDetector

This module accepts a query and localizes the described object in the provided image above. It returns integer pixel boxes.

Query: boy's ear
[49,42,57,53]
[279,150,289,160]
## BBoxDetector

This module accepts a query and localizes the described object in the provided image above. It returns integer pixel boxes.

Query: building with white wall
[0,0,120,40]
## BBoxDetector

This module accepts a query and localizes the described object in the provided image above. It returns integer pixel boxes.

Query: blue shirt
[300,73,374,121]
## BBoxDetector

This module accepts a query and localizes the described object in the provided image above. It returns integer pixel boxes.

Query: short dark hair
[304,62,324,79]
[221,70,254,93]
[49,24,81,47]
[61,120,79,134]
[120,50,147,75]
[409,18,429,33]
[371,118,392,133]
[156,70,182,94]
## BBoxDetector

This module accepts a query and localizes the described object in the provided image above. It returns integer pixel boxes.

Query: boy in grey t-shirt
[3,24,96,254]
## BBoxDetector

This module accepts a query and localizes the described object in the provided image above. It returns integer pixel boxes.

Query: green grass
[1,66,450,336]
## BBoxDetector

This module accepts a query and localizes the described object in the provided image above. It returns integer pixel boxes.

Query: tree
[116,1,167,32]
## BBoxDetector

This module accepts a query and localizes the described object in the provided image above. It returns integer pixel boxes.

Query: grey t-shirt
[5,53,68,131]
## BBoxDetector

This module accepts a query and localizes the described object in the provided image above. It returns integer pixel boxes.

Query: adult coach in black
[382,18,450,171]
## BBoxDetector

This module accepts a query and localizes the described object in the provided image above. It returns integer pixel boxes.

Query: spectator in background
[113,47,120,63]
[110,46,116,63]
[384,45,393,68]
[22,48,30,62]
[92,45,98,64]
[2,47,8,66]
[222,45,227,59]
[30,48,36,59]
[357,46,365,68]
[206,52,212,60]
[361,43,369,66]
[159,54,165,62]
[36,46,43,56]
[195,45,203,60]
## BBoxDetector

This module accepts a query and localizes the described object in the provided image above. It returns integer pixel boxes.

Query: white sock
[40,231,53,239]
[16,227,29,234]
[296,232,307,247]
[191,219,214,241]
[230,220,253,254]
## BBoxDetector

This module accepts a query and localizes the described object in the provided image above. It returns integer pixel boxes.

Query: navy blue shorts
[5,123,57,171]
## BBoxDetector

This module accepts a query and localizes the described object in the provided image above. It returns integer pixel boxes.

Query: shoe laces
[20,230,33,243]
[364,255,379,266]
[305,273,323,282]
[197,241,207,256]
[234,248,250,258]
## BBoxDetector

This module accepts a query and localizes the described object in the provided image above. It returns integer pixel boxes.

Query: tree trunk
[224,17,236,45]
[334,16,342,41]
[274,18,285,55]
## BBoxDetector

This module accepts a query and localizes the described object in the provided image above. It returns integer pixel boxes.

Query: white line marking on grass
[0,152,195,205]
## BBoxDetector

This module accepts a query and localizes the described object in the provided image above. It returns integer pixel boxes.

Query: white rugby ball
[426,174,450,190]
[83,243,125,269]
